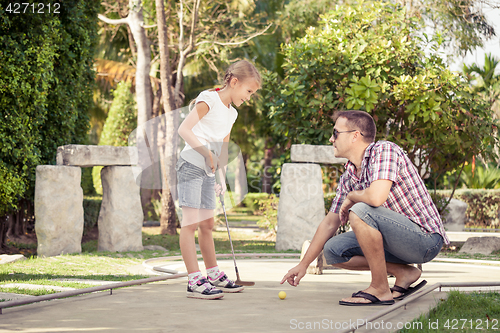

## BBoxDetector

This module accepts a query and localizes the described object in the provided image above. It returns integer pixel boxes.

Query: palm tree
[463,53,500,168]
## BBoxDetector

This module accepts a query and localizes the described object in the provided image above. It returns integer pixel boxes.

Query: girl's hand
[214,181,226,198]
[207,152,219,173]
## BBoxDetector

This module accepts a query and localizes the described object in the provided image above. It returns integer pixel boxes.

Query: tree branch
[98,14,129,26]
[183,0,200,57]
[195,23,272,47]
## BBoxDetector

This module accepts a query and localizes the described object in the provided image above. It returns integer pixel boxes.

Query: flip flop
[391,280,427,300]
[339,291,395,306]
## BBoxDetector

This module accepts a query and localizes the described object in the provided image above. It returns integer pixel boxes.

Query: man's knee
[348,210,363,227]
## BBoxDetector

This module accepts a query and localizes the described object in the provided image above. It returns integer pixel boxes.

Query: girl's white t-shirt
[180,90,238,175]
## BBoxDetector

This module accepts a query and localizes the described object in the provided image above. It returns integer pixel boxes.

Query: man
[281,110,448,306]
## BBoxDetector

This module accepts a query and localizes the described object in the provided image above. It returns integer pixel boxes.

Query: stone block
[98,166,144,252]
[57,145,138,167]
[459,236,500,255]
[35,165,83,257]
[300,240,324,275]
[0,254,26,264]
[276,163,325,251]
[291,144,347,164]
[442,198,468,232]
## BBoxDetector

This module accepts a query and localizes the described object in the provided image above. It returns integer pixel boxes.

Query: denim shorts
[323,202,444,265]
[176,157,216,210]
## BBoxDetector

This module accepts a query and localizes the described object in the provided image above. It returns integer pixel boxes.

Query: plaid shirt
[330,141,449,245]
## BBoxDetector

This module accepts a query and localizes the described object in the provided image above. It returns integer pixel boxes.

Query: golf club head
[236,279,256,286]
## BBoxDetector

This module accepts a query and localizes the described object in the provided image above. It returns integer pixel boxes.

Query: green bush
[81,167,96,196]
[460,164,500,189]
[83,196,102,235]
[256,194,279,233]
[435,189,500,228]
[98,81,137,147]
[0,1,99,219]
[243,193,270,211]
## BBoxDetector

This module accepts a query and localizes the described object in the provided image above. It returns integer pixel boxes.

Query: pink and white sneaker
[208,271,244,293]
[187,278,224,300]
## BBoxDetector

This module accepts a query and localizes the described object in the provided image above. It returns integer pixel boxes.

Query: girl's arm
[216,132,231,196]
[178,102,216,169]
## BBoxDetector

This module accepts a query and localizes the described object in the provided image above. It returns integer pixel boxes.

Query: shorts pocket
[176,158,187,172]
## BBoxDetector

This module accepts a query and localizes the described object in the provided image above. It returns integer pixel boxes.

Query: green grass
[436,246,500,261]
[400,291,500,332]
[0,255,150,298]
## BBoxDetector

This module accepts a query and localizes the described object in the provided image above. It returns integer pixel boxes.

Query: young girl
[177,60,261,299]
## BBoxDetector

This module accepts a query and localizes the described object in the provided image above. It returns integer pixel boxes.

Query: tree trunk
[156,0,178,235]
[262,142,273,194]
[234,152,247,206]
[98,1,154,226]
[128,0,153,128]
[0,215,7,251]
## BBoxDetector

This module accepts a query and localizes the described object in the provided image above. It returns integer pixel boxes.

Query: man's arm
[339,180,393,224]
[280,212,341,286]
[347,179,393,207]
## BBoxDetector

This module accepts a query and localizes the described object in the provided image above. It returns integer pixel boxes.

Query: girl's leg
[179,207,201,273]
[197,209,217,269]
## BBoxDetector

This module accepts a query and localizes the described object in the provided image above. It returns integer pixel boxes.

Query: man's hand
[280,264,307,287]
[339,197,355,225]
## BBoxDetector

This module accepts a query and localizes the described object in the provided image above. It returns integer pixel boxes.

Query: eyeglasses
[332,129,364,140]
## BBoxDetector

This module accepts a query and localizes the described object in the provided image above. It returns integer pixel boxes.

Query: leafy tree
[0,0,99,249]
[417,0,496,57]
[463,53,500,167]
[463,53,500,114]
[263,1,499,209]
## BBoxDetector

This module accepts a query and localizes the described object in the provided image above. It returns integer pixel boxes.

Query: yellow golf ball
[278,291,286,300]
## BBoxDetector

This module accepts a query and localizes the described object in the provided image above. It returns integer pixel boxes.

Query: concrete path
[0,258,499,333]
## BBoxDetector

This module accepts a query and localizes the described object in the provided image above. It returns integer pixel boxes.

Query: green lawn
[400,291,500,332]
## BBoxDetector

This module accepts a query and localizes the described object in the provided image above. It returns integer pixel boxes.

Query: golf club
[217,177,255,286]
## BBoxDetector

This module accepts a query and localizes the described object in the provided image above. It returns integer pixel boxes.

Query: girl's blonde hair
[213,59,261,91]
[189,60,261,110]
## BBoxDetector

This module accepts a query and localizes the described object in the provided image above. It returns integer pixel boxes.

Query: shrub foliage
[262,1,499,194]
[0,1,99,248]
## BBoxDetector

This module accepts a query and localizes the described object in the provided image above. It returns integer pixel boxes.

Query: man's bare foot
[391,265,422,299]
[341,285,393,304]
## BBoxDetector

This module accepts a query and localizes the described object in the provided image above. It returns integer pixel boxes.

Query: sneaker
[187,278,224,300]
[208,272,244,293]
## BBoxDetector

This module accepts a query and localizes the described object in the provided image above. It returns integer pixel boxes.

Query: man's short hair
[333,110,376,143]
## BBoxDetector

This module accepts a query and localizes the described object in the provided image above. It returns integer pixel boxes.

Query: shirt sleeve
[231,108,238,124]
[369,143,399,183]
[195,90,215,110]
[329,173,349,214]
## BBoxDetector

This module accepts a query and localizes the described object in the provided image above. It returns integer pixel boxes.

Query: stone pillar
[442,198,468,231]
[98,166,144,252]
[276,163,325,251]
[35,165,84,257]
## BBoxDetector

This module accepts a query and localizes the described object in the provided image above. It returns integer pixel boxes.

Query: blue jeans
[323,203,444,265]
